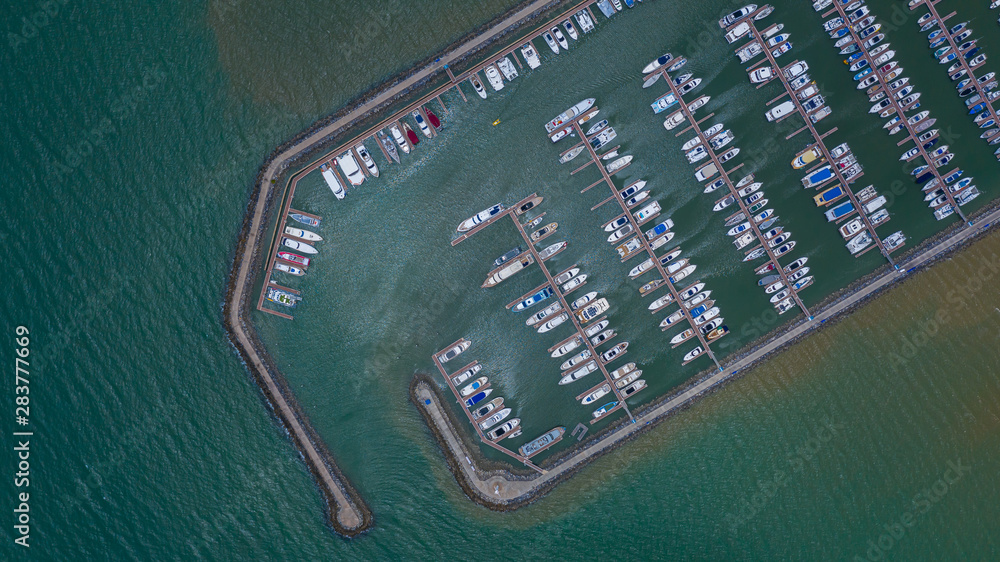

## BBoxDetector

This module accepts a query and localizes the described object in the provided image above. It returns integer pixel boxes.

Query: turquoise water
[2,0,998,558]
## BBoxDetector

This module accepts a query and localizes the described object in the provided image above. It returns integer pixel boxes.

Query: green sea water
[2,0,999,559]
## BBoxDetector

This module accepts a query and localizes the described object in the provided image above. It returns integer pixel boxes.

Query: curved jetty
[225,0,606,537]
[412,198,1000,509]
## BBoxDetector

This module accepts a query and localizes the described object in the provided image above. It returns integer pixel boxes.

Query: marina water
[1,0,998,558]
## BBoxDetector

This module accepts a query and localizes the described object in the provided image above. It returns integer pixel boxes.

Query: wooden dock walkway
[571,109,724,368]
[431,339,544,473]
[825,0,968,223]
[912,0,1000,153]
[740,13,898,263]
[654,67,813,317]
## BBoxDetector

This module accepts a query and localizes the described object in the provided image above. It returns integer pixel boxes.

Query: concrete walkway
[417,208,1000,505]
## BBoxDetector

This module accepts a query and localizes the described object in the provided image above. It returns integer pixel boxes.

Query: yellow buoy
[492,119,501,126]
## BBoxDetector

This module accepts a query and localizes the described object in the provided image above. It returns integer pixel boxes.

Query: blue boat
[830,27,848,39]
[623,0,635,7]
[464,389,493,408]
[969,103,986,115]
[923,138,939,151]
[944,169,964,183]
[514,287,554,312]
[853,67,872,81]
[801,165,834,188]
[964,47,981,60]
[688,304,708,317]
[824,201,854,222]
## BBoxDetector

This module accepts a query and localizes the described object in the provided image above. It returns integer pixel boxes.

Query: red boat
[403,122,420,145]
[277,252,310,267]
[424,107,442,129]
[754,261,775,275]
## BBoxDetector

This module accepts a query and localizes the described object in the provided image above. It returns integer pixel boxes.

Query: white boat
[319,163,346,200]
[274,262,304,276]
[484,65,504,91]
[750,66,773,84]
[542,32,559,54]
[575,10,595,33]
[468,74,487,99]
[390,124,410,153]
[683,346,704,362]
[663,111,686,130]
[642,52,673,74]
[545,98,596,133]
[552,27,569,50]
[847,231,872,254]
[726,22,751,44]
[284,226,321,242]
[521,43,541,69]
[337,152,364,186]
[354,143,379,177]
[719,4,757,28]
[411,111,432,138]
[580,383,612,405]
[563,20,578,40]
[458,204,504,232]
[439,340,471,363]
[561,362,599,386]
[560,349,592,371]
[571,291,598,311]
[551,336,581,358]
[562,274,587,293]
[606,155,633,174]
[591,329,617,346]
[538,241,567,261]
[585,320,610,338]
[459,376,487,397]
[538,313,569,333]
[766,100,796,122]
[451,364,481,386]
[496,56,518,81]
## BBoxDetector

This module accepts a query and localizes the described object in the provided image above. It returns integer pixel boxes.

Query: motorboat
[457,204,504,232]
[440,340,471,363]
[719,4,757,28]
[537,312,569,333]
[538,241,567,261]
[542,31,559,54]
[282,237,317,254]
[403,122,419,146]
[389,124,410,154]
[552,26,570,50]
[336,152,364,186]
[273,262,304,276]
[277,252,310,267]
[497,56,518,81]
[642,52,674,74]
[521,43,541,69]
[484,64,504,91]
[468,74,487,99]
[284,226,321,242]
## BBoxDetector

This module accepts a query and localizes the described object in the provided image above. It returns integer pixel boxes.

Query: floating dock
[652,69,812,316]
[737,12,900,261]
[824,0,968,222]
